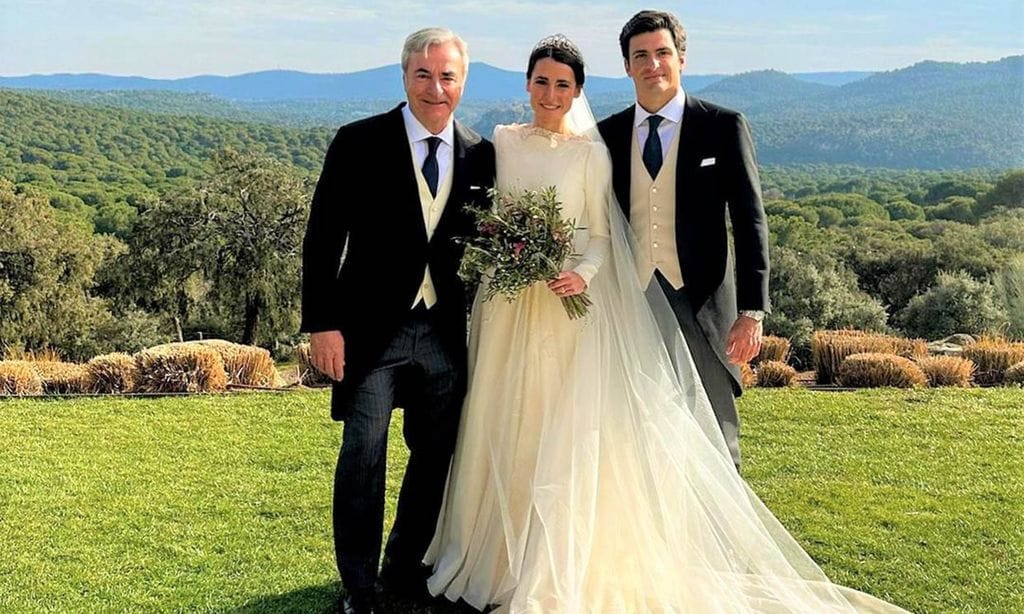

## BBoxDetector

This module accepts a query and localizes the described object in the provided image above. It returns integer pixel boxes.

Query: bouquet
[459,186,592,319]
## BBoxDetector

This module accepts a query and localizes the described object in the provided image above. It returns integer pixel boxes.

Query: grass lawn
[1,388,1021,613]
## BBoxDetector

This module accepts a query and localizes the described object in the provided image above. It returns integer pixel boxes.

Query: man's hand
[310,330,346,382]
[725,315,763,365]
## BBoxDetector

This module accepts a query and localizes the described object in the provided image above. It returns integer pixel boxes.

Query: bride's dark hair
[527,34,585,86]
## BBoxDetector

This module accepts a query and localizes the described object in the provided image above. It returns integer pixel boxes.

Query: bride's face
[526,58,582,127]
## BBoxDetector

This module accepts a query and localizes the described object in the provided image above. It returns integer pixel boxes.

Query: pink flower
[513,241,526,258]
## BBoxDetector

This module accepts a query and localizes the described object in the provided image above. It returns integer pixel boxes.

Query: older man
[301,27,495,613]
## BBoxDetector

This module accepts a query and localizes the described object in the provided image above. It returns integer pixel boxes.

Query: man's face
[403,41,466,134]
[624,29,684,103]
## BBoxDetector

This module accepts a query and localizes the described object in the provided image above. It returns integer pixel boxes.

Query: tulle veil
[427,92,910,613]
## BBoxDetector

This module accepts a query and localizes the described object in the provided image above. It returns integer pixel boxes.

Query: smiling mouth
[539,103,560,110]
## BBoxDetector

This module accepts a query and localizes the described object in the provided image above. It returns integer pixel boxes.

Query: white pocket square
[700,157,716,167]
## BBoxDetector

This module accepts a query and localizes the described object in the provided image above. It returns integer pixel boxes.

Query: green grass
[0,388,1021,613]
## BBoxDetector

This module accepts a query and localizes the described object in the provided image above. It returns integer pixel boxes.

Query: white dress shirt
[633,87,686,156]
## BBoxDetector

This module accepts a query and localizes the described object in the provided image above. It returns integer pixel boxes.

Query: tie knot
[647,115,664,130]
[425,136,442,155]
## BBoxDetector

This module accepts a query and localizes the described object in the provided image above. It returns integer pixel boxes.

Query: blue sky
[2,0,1022,78]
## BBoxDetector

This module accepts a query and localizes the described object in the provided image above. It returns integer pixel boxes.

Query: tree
[127,150,309,346]
[0,179,125,359]
[978,169,1024,216]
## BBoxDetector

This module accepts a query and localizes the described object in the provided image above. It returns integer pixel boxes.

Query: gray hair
[401,27,469,73]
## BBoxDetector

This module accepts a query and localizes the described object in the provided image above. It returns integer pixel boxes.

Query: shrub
[296,343,332,387]
[0,361,44,396]
[767,247,888,369]
[837,353,927,388]
[189,340,281,388]
[916,356,974,388]
[1006,361,1024,385]
[813,330,895,385]
[962,337,1024,385]
[135,344,228,394]
[898,270,1008,340]
[755,336,791,365]
[32,361,87,394]
[756,361,797,388]
[739,362,756,389]
[992,256,1024,340]
[84,353,138,393]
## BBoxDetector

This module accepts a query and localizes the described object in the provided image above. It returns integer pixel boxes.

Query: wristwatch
[739,310,766,322]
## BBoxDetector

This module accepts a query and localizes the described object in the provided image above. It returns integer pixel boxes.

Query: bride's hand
[547,271,586,297]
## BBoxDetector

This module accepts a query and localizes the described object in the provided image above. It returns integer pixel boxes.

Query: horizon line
[2,54,1020,81]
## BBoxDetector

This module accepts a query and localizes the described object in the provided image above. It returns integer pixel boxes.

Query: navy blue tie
[642,115,664,180]
[422,136,441,198]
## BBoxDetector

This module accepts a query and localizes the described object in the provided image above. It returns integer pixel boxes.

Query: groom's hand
[310,330,345,381]
[726,316,763,365]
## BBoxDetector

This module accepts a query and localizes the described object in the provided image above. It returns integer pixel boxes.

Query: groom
[598,10,770,470]
[301,27,495,613]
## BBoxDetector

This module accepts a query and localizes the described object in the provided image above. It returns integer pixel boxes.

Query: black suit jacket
[598,95,769,380]
[300,104,496,419]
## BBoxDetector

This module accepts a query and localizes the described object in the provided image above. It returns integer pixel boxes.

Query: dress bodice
[493,123,612,284]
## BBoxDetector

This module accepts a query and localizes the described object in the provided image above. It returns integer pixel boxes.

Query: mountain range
[0,63,874,102]
[2,56,1021,169]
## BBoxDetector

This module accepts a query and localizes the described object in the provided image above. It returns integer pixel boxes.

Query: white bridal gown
[425,123,910,614]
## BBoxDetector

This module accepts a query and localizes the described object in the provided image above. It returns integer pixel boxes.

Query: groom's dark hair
[527,34,586,86]
[619,10,687,59]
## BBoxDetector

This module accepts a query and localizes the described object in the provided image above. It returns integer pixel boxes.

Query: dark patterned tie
[642,115,664,180]
[422,136,441,198]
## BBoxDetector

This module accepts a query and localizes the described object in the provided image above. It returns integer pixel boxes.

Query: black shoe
[379,562,432,601]
[339,588,376,614]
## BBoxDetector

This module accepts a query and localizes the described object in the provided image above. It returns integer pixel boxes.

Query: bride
[424,35,910,613]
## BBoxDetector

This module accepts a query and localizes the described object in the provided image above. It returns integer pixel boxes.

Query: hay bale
[756,336,791,365]
[916,356,974,388]
[84,353,138,393]
[738,362,756,389]
[756,360,798,388]
[812,330,895,385]
[0,361,44,396]
[32,361,87,394]
[837,353,927,389]
[135,344,227,393]
[296,342,332,387]
[188,340,280,387]
[962,337,1024,385]
[1006,361,1024,385]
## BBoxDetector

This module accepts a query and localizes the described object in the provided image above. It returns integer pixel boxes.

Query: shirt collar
[633,87,686,128]
[402,104,455,148]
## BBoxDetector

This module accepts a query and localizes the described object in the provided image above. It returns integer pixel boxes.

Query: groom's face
[404,41,466,135]
[625,29,684,104]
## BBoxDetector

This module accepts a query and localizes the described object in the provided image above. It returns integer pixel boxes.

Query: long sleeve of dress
[571,141,612,286]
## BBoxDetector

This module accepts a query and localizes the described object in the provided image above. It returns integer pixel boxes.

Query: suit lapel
[606,107,635,220]
[386,103,430,242]
[675,95,703,224]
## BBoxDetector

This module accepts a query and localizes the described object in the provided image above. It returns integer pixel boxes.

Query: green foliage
[764,199,819,225]
[978,169,1024,216]
[797,192,889,221]
[119,150,310,346]
[0,89,329,237]
[992,256,1024,340]
[0,180,125,360]
[766,247,888,368]
[884,199,925,221]
[925,196,977,223]
[897,271,1008,340]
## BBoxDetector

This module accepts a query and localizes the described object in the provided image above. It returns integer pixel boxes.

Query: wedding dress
[424,115,910,613]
